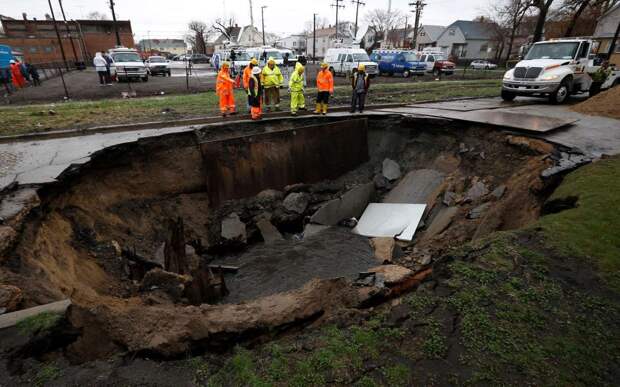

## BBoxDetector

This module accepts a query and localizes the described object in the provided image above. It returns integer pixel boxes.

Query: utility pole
[58,0,79,65]
[409,1,427,51]
[46,0,70,98]
[351,0,365,38]
[249,0,255,45]
[313,13,317,62]
[331,0,345,41]
[261,6,267,45]
[403,16,408,49]
[109,0,122,47]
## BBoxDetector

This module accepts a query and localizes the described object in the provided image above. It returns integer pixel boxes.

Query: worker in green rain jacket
[288,62,306,116]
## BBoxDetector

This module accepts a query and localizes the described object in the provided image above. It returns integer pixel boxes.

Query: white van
[325,47,378,77]
[245,46,284,65]
[212,49,251,74]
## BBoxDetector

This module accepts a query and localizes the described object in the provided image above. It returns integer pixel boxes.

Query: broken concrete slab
[369,237,401,264]
[382,158,401,181]
[256,218,284,244]
[424,206,459,239]
[0,299,71,330]
[365,265,433,297]
[468,203,492,219]
[353,203,426,241]
[491,185,507,200]
[383,169,445,205]
[310,183,375,226]
[283,192,310,214]
[464,181,489,202]
[303,224,331,238]
[442,191,457,206]
[0,285,22,313]
[221,213,247,242]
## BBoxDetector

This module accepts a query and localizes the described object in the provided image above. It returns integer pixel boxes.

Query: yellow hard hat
[268,57,275,64]
[296,62,304,73]
[250,57,259,65]
[320,62,328,68]
[222,61,230,68]
[358,64,365,71]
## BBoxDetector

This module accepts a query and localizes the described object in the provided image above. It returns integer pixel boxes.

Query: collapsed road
[0,97,616,384]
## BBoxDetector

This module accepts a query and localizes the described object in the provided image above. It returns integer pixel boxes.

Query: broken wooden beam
[208,265,239,274]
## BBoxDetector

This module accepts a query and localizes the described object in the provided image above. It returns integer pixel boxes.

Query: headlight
[503,71,513,80]
[116,66,124,71]
[540,73,560,81]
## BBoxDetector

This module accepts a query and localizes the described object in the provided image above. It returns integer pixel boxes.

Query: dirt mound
[570,86,620,119]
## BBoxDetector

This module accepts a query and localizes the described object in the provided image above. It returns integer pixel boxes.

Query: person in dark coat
[350,64,370,113]
[248,66,263,120]
[26,63,41,86]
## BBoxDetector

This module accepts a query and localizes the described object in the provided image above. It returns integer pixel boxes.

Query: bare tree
[86,11,109,20]
[364,8,404,48]
[562,0,613,36]
[188,21,208,54]
[531,0,555,42]
[493,0,532,62]
[209,17,237,41]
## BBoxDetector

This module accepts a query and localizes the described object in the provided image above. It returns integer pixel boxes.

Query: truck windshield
[267,51,283,59]
[404,53,419,62]
[235,52,250,61]
[525,42,579,60]
[352,53,370,61]
[112,52,141,62]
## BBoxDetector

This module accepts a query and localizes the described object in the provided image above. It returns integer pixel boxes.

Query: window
[428,55,435,62]
[420,32,426,36]
[293,42,296,46]
[578,42,589,58]
[448,29,455,36]
[44,46,54,53]
[480,44,488,52]
[29,47,38,53]
[346,54,353,62]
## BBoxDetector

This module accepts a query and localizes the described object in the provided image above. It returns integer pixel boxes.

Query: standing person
[216,62,236,117]
[243,58,258,90]
[283,52,290,68]
[230,49,237,70]
[93,53,108,86]
[20,61,31,84]
[0,67,12,94]
[103,53,113,84]
[288,62,306,116]
[27,63,41,86]
[314,62,334,115]
[350,64,370,113]
[262,57,284,112]
[9,60,26,88]
[248,66,263,120]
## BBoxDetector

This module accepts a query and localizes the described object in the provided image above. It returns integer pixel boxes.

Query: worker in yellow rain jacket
[261,57,284,112]
[314,62,334,115]
[288,62,305,116]
[216,62,236,117]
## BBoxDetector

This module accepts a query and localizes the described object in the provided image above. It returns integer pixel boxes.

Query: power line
[330,0,345,40]
[409,0,427,50]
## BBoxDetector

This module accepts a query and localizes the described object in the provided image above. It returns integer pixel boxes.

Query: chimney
[45,13,52,21]
[22,12,27,21]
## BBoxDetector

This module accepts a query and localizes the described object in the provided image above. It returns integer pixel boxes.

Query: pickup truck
[502,38,619,104]
[370,50,426,77]
[418,51,455,76]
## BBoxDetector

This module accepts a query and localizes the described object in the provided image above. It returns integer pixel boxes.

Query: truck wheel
[403,70,411,78]
[501,89,516,101]
[549,79,570,104]
[142,76,149,82]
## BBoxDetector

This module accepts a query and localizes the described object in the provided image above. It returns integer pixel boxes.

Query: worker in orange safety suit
[9,60,26,88]
[314,62,334,115]
[216,62,236,117]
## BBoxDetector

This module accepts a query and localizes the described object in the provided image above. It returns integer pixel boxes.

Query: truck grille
[366,65,377,73]
[124,68,139,72]
[514,67,542,79]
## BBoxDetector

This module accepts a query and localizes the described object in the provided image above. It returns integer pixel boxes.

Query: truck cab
[418,49,455,76]
[501,38,618,104]
[325,47,378,77]
[370,50,426,77]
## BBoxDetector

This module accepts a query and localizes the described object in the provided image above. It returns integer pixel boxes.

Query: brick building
[0,14,134,65]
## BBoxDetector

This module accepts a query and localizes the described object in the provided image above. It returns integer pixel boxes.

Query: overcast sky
[4,0,490,41]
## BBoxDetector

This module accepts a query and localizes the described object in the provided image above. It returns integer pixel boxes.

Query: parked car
[145,56,171,76]
[470,60,498,70]
[108,47,148,82]
[325,47,378,77]
[418,50,455,76]
[188,54,210,64]
[370,50,426,77]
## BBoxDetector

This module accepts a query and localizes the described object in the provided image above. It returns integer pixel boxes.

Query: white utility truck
[502,38,619,104]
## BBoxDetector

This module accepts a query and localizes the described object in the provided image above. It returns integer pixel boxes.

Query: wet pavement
[1,97,619,191]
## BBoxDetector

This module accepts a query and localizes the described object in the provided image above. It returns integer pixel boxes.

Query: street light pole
[109,0,122,47]
[261,6,267,46]
[331,0,344,41]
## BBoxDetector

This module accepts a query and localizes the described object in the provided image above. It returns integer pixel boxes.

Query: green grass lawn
[0,80,502,136]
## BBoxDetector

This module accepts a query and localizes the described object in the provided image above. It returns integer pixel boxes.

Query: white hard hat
[252,66,261,75]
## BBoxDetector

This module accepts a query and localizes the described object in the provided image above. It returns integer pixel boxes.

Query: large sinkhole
[0,114,563,360]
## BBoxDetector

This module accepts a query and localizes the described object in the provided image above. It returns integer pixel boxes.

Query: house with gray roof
[415,25,446,50]
[594,3,620,64]
[436,20,498,60]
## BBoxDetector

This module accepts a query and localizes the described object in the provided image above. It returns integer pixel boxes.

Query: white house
[415,25,446,50]
[278,34,306,54]
[594,3,620,64]
[306,22,356,59]
[213,25,278,50]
